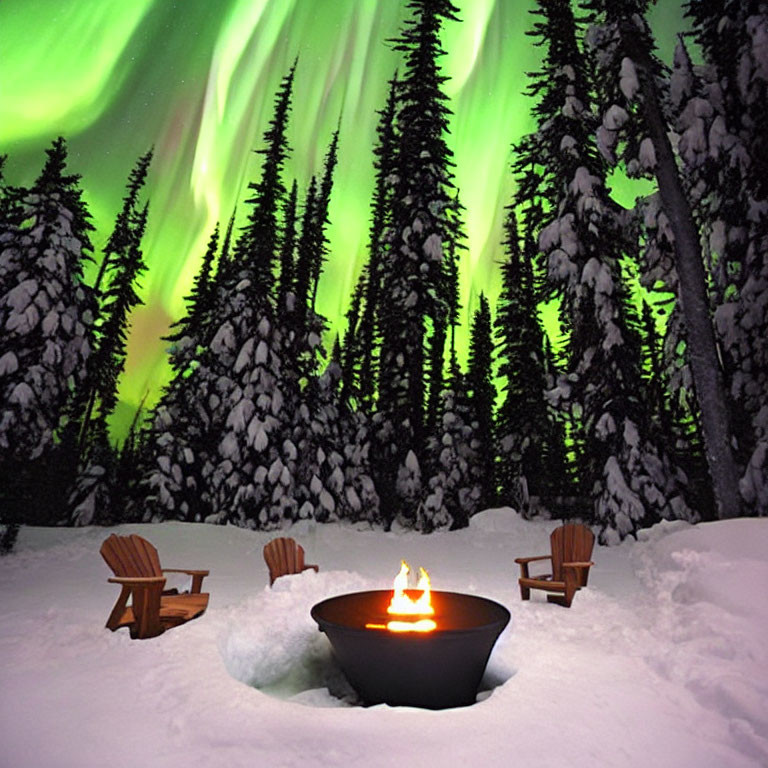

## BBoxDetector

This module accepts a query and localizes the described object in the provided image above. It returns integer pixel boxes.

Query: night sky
[0,0,685,434]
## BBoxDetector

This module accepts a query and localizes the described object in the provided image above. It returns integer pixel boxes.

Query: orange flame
[388,560,434,616]
[366,560,437,633]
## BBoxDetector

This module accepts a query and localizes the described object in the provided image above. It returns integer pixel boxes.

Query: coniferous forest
[1,0,766,547]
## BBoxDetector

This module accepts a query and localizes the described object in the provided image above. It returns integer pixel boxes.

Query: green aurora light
[0,0,685,436]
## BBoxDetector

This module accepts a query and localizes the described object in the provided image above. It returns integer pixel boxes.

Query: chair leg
[131,583,164,639]
[519,583,530,601]
[106,586,131,631]
[563,569,577,608]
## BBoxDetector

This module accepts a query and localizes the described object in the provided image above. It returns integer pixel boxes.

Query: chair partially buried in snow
[100,534,210,639]
[515,523,595,608]
[263,537,319,586]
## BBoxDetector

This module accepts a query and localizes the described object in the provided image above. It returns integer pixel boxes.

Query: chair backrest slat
[550,523,594,582]
[264,537,307,585]
[100,534,163,578]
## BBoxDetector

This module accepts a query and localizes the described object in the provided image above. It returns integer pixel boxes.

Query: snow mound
[468,506,524,533]
[633,519,768,761]
[218,569,372,705]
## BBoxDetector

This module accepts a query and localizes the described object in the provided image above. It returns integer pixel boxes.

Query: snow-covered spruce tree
[494,210,565,514]
[70,196,150,525]
[633,181,715,515]
[284,129,379,524]
[346,73,399,409]
[143,225,223,521]
[426,195,464,436]
[291,358,380,524]
[639,295,713,515]
[419,360,482,531]
[466,293,496,510]
[581,0,743,520]
[517,0,693,543]
[0,138,97,524]
[68,149,151,524]
[373,0,464,526]
[201,65,301,528]
[683,0,768,200]
[674,3,768,515]
[288,127,338,386]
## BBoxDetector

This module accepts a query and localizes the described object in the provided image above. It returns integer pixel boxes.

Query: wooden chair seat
[101,534,210,639]
[515,524,595,608]
[263,537,319,586]
[111,593,209,632]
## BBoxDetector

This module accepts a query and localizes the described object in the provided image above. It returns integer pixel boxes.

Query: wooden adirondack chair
[515,523,595,607]
[263,537,319,586]
[100,534,210,639]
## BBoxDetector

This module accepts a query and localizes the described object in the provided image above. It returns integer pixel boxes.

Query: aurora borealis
[0,0,685,437]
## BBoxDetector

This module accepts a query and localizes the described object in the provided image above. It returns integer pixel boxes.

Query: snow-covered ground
[1,509,766,768]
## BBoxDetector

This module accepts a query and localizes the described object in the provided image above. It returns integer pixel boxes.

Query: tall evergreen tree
[373,0,464,525]
[289,130,339,384]
[494,210,560,513]
[350,73,400,409]
[420,362,482,531]
[0,139,96,523]
[232,61,296,298]
[71,198,149,525]
[199,65,299,527]
[466,293,496,510]
[673,3,768,514]
[76,151,152,462]
[144,224,224,521]
[352,78,396,401]
[581,0,743,520]
[517,0,692,542]
[146,67,299,527]
[310,127,339,311]
[283,129,379,526]
[92,150,152,294]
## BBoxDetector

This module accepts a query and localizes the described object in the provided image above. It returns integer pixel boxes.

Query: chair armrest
[108,576,166,585]
[562,561,594,569]
[162,569,209,593]
[515,554,552,581]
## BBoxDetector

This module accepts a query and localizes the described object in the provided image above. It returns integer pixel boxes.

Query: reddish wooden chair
[263,537,319,586]
[515,523,595,607]
[100,534,209,639]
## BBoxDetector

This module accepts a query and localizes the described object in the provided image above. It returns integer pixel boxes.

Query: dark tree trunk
[624,25,742,519]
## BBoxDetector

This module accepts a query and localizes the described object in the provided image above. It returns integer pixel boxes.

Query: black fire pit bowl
[311,589,510,709]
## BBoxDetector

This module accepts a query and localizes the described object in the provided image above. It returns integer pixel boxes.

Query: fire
[388,560,434,616]
[366,560,437,633]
